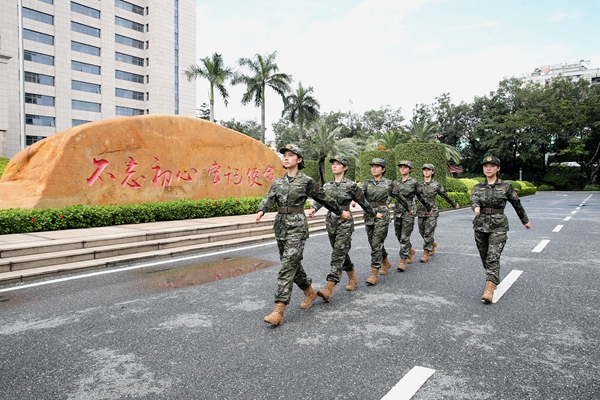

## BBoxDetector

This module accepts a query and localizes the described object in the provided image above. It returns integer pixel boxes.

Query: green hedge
[445,178,468,193]
[358,151,397,181]
[438,192,470,208]
[537,184,554,191]
[459,178,480,192]
[395,143,448,186]
[324,156,357,182]
[303,160,319,182]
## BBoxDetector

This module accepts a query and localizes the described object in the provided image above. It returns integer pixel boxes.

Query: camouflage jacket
[417,180,458,217]
[313,177,375,233]
[390,176,431,217]
[360,177,410,225]
[470,178,529,233]
[257,172,342,240]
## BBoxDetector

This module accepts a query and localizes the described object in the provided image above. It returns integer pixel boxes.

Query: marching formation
[256,144,530,326]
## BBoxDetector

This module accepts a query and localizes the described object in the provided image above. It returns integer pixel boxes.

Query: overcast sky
[194,0,600,140]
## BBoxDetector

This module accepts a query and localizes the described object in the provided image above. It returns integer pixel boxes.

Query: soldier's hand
[308,208,316,218]
[409,211,414,216]
[340,210,350,221]
[524,222,531,229]
[255,211,264,224]
[474,206,480,216]
[455,204,460,209]
[428,210,433,216]
[375,212,382,220]
[351,201,357,208]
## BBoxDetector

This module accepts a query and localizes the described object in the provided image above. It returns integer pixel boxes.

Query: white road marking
[576,207,581,210]
[564,216,571,221]
[381,366,436,400]
[532,240,550,253]
[492,269,523,303]
[552,225,563,232]
[571,210,577,214]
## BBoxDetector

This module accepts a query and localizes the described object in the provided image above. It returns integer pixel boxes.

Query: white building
[0,0,196,158]
[521,59,600,86]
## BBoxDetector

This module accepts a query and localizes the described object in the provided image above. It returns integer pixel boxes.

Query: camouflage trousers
[325,230,354,283]
[365,221,389,269]
[274,237,310,304]
[418,215,438,251]
[394,213,415,259]
[474,231,507,285]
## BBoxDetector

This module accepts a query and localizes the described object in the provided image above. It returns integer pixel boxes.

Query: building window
[115,52,144,66]
[116,106,144,116]
[71,41,100,56]
[115,16,144,32]
[115,34,144,49]
[26,114,55,127]
[146,75,149,83]
[26,135,46,145]
[23,8,54,25]
[25,93,55,106]
[24,50,54,66]
[116,88,144,100]
[146,92,149,100]
[25,71,55,86]
[23,29,54,46]
[71,60,101,75]
[39,0,53,4]
[116,0,144,15]
[72,80,101,94]
[71,21,100,38]
[145,40,149,49]
[72,100,101,112]
[72,119,91,127]
[115,70,144,83]
[71,2,100,19]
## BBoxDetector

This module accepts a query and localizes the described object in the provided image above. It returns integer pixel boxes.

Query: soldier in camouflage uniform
[470,156,530,303]
[308,155,381,302]
[357,158,411,286]
[392,160,432,272]
[256,144,350,326]
[417,163,460,263]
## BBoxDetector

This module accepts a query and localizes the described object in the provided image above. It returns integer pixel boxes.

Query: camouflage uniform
[417,179,457,251]
[391,163,431,259]
[470,166,529,285]
[313,174,375,283]
[257,172,343,305]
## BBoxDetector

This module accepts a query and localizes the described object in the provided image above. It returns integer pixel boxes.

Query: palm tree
[405,119,461,164]
[306,123,358,184]
[281,82,320,140]
[232,51,292,143]
[184,53,233,122]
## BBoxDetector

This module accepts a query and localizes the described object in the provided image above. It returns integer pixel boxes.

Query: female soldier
[256,144,350,326]
[308,155,381,302]
[356,158,411,286]
[417,163,460,262]
[470,155,530,303]
[392,161,432,272]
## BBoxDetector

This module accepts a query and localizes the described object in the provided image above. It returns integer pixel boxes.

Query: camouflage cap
[280,143,305,169]
[397,160,413,169]
[482,155,501,166]
[369,158,386,168]
[422,163,435,170]
[330,155,349,166]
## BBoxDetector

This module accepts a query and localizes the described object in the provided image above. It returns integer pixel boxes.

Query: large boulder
[0,115,285,209]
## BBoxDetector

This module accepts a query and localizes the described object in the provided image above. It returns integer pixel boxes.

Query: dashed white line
[492,269,523,303]
[381,366,436,400]
[532,240,550,253]
[552,225,563,232]
[564,216,571,221]
[570,210,577,214]
[576,207,581,210]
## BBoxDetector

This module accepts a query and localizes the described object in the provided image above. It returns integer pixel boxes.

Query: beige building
[521,59,600,85]
[0,0,196,158]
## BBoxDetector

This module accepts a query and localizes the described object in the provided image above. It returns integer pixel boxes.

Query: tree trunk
[318,157,326,185]
[209,85,215,122]
[261,96,266,144]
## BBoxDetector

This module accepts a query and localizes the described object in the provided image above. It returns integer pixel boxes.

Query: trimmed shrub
[303,160,320,182]
[445,177,468,193]
[394,143,448,186]
[584,184,600,191]
[459,178,480,192]
[537,184,554,191]
[518,180,535,188]
[438,192,469,208]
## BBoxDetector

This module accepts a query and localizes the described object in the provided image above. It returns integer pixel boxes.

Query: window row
[25,93,55,106]
[71,2,100,19]
[23,8,53,25]
[25,106,147,129]
[116,0,145,16]
[25,70,148,87]
[24,34,145,56]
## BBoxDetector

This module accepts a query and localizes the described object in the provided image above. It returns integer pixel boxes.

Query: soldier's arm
[389,187,411,213]
[307,179,343,216]
[506,184,529,225]
[351,185,376,216]
[256,184,278,214]
[437,185,458,208]
[414,183,432,212]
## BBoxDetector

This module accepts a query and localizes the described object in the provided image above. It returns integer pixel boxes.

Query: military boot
[429,242,437,255]
[317,281,336,302]
[264,302,286,326]
[345,270,358,291]
[481,281,497,303]
[420,250,430,263]
[300,285,317,309]
[380,257,392,275]
[397,258,407,272]
[365,267,379,286]
[406,248,416,264]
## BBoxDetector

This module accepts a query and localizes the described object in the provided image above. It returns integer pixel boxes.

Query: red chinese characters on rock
[207,161,276,187]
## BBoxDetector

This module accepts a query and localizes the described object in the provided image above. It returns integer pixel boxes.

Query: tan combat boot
[365,267,379,286]
[300,285,317,309]
[420,250,430,263]
[345,270,359,291]
[407,248,416,264]
[264,302,286,326]
[317,281,336,302]
[430,242,437,255]
[380,257,392,275]
[481,281,497,303]
[397,258,407,272]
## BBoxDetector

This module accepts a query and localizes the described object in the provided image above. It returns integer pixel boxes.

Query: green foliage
[584,184,600,191]
[324,156,357,182]
[544,165,585,191]
[537,184,554,191]
[505,180,522,190]
[0,197,265,235]
[394,142,447,185]
[303,160,320,182]
[459,178,480,192]
[517,180,535,188]
[358,151,397,181]
[472,177,485,183]
[444,177,468,193]
[438,192,470,208]
[219,118,262,141]
[0,157,9,178]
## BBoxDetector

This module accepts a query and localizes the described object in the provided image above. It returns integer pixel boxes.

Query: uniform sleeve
[307,178,343,216]
[389,186,411,213]
[414,183,432,212]
[506,184,529,225]
[470,185,481,210]
[437,184,458,208]
[257,183,278,213]
[351,184,375,216]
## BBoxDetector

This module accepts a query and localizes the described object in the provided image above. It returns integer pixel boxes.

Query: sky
[194,0,600,140]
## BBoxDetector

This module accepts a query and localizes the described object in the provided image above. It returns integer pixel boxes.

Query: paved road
[0,192,598,399]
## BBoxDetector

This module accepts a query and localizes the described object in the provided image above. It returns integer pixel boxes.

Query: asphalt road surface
[1,192,598,400]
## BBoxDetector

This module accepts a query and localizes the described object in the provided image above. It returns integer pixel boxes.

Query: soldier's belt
[278,206,305,213]
[369,202,387,207]
[340,205,350,211]
[481,207,504,215]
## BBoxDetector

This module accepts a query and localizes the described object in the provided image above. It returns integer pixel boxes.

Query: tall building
[0,0,196,158]
[521,59,600,85]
